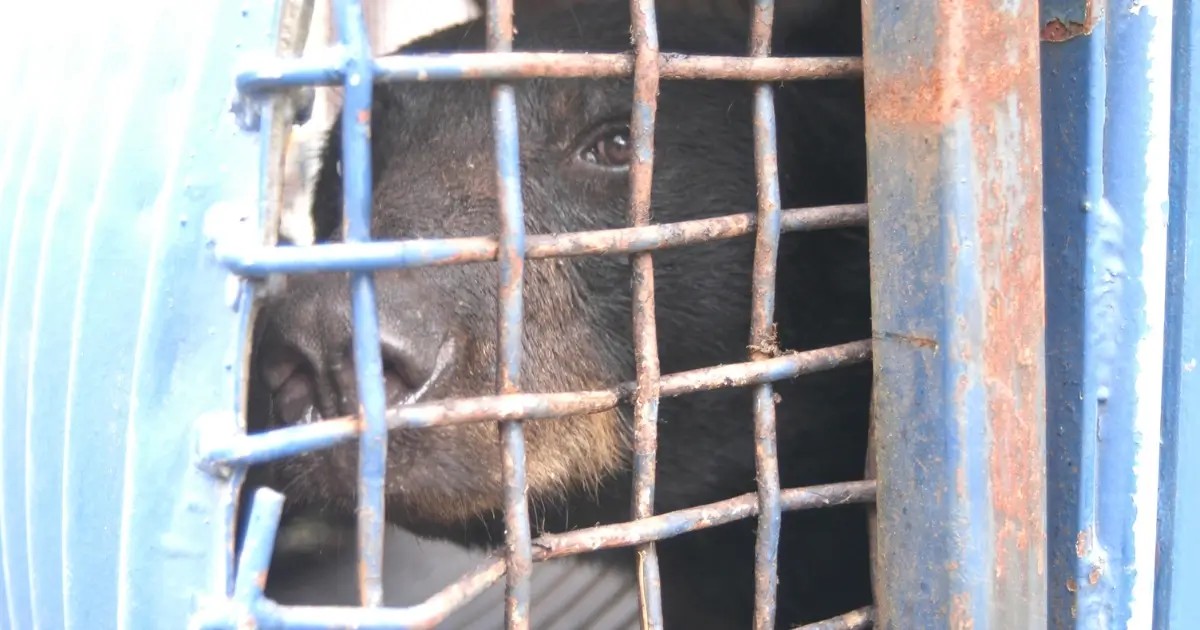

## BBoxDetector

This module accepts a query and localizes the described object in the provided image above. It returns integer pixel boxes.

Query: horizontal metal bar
[532,480,875,560]
[791,605,875,630]
[235,52,862,95]
[199,339,870,467]
[216,203,866,277]
[191,480,875,630]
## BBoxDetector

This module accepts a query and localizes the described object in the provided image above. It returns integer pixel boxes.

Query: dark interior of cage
[235,1,874,628]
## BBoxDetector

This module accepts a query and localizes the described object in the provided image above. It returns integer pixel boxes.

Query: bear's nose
[259,333,455,425]
[255,276,456,424]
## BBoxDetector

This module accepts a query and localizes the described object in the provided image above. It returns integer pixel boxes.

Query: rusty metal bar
[791,605,875,630]
[627,0,665,627]
[216,203,867,277]
[193,481,876,630]
[485,0,533,627]
[234,53,863,95]
[201,341,871,468]
[860,0,1047,627]
[747,1,783,627]
[329,0,387,609]
[532,480,876,560]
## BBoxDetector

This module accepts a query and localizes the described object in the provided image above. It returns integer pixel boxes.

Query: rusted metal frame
[791,605,875,630]
[192,481,876,630]
[202,340,870,468]
[216,202,867,277]
[627,1,665,628]
[746,0,783,627]
[485,0,533,627]
[861,0,1047,627]
[330,0,388,609]
[234,52,863,95]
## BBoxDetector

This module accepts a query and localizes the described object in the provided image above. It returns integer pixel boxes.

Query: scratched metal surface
[1040,0,1175,627]
[860,0,1049,627]
[0,1,270,628]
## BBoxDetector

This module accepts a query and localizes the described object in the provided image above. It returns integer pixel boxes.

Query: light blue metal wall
[0,2,274,628]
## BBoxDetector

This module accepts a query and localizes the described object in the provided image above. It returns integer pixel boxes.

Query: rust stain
[949,592,974,630]
[863,3,1042,128]
[1088,565,1102,585]
[1041,18,1096,42]
[965,0,1046,589]
[1041,2,1100,42]
[1076,529,1090,558]
[874,330,938,350]
[1066,577,1078,593]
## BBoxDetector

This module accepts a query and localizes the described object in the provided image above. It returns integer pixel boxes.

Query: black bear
[249,3,872,628]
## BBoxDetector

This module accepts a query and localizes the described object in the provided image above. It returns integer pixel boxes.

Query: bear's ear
[469,0,861,56]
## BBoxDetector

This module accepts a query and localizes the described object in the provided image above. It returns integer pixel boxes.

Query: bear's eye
[577,123,633,170]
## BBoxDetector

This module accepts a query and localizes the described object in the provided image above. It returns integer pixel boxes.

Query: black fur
[249,4,871,628]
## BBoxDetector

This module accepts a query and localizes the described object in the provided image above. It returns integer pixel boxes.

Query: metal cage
[2,0,1199,628]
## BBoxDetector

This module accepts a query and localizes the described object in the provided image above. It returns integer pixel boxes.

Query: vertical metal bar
[486,0,533,627]
[331,0,387,609]
[746,1,782,629]
[1038,2,1106,628]
[232,488,284,606]
[1155,0,1200,626]
[860,0,1048,627]
[627,1,664,629]
[1097,1,1173,627]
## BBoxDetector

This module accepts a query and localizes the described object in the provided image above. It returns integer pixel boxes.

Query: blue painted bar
[200,418,361,469]
[233,489,285,605]
[1038,0,1108,626]
[1041,0,1174,626]
[861,0,1048,627]
[236,56,345,94]
[216,238,495,275]
[1154,0,1200,625]
[329,0,389,609]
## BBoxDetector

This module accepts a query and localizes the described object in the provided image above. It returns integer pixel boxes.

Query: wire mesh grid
[198,0,877,628]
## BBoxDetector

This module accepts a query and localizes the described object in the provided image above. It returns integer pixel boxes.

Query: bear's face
[252,7,772,533]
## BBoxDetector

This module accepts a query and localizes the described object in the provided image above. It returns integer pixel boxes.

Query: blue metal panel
[0,1,275,628]
[1154,0,1200,625]
[1041,0,1174,626]
[860,0,1048,628]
